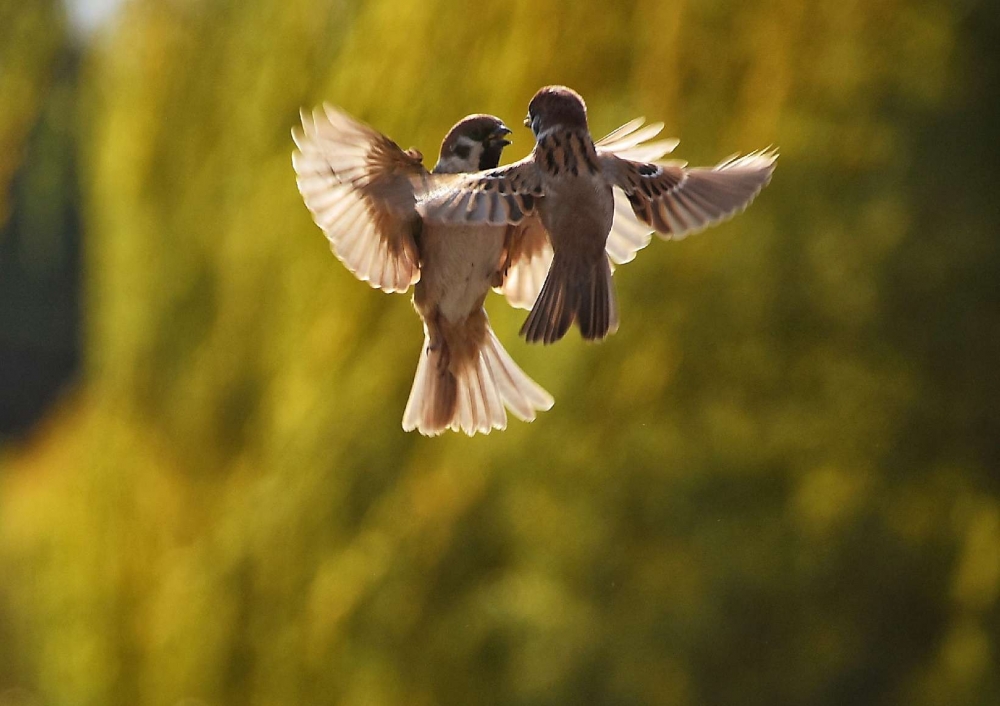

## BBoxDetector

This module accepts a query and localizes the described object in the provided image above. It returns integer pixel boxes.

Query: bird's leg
[425,310,451,372]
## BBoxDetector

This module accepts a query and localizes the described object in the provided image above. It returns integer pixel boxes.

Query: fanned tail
[402,312,553,436]
[520,255,618,344]
[401,331,458,436]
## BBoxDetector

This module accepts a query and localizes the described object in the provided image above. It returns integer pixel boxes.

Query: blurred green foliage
[2,1,999,705]
[0,0,80,435]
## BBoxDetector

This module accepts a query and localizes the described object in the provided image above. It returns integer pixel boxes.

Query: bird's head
[434,114,512,174]
[524,85,588,137]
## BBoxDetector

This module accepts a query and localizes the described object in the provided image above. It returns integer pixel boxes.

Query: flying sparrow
[419,85,778,344]
[292,106,554,435]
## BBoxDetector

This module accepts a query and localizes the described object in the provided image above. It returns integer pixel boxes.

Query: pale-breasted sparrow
[292,107,554,435]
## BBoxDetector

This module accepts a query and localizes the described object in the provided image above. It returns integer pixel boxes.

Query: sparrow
[291,106,554,436]
[419,85,778,344]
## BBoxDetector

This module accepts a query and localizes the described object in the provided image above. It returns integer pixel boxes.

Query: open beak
[491,125,513,147]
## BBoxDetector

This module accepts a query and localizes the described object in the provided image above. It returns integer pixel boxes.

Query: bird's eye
[454,144,471,160]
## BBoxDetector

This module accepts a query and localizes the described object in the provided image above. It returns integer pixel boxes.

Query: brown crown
[527,85,588,133]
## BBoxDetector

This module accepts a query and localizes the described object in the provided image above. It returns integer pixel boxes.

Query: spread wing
[495,217,552,310]
[494,118,681,309]
[292,104,426,292]
[417,158,542,227]
[599,148,778,241]
[595,117,679,162]
[595,118,681,266]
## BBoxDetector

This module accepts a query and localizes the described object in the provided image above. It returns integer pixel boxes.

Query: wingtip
[753,145,780,163]
[290,124,305,150]
[756,144,780,160]
[297,106,316,136]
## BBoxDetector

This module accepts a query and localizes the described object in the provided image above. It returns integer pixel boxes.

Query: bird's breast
[416,223,506,324]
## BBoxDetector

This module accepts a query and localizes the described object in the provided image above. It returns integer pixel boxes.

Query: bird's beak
[491,125,513,147]
[523,113,532,128]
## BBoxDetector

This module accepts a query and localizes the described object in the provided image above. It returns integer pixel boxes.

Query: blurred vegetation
[0,0,80,434]
[1,0,999,705]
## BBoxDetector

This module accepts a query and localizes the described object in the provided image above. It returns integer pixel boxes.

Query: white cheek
[434,156,473,174]
[469,145,484,168]
[435,137,484,173]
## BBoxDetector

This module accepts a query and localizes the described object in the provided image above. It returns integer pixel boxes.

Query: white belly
[418,222,506,323]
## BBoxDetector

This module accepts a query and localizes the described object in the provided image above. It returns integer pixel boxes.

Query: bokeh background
[2,0,999,704]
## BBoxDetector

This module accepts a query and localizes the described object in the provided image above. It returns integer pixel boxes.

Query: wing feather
[494,217,554,310]
[597,118,682,266]
[292,104,425,292]
[600,149,777,241]
[418,157,542,227]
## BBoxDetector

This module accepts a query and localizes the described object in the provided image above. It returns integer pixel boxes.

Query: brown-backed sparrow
[419,85,778,344]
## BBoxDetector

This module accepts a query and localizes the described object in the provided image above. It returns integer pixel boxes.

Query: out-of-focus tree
[0,0,81,435]
[1,1,998,706]
[0,0,64,223]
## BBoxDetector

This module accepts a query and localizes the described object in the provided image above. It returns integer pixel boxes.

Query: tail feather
[481,327,553,421]
[402,313,554,436]
[402,339,458,435]
[520,255,618,344]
